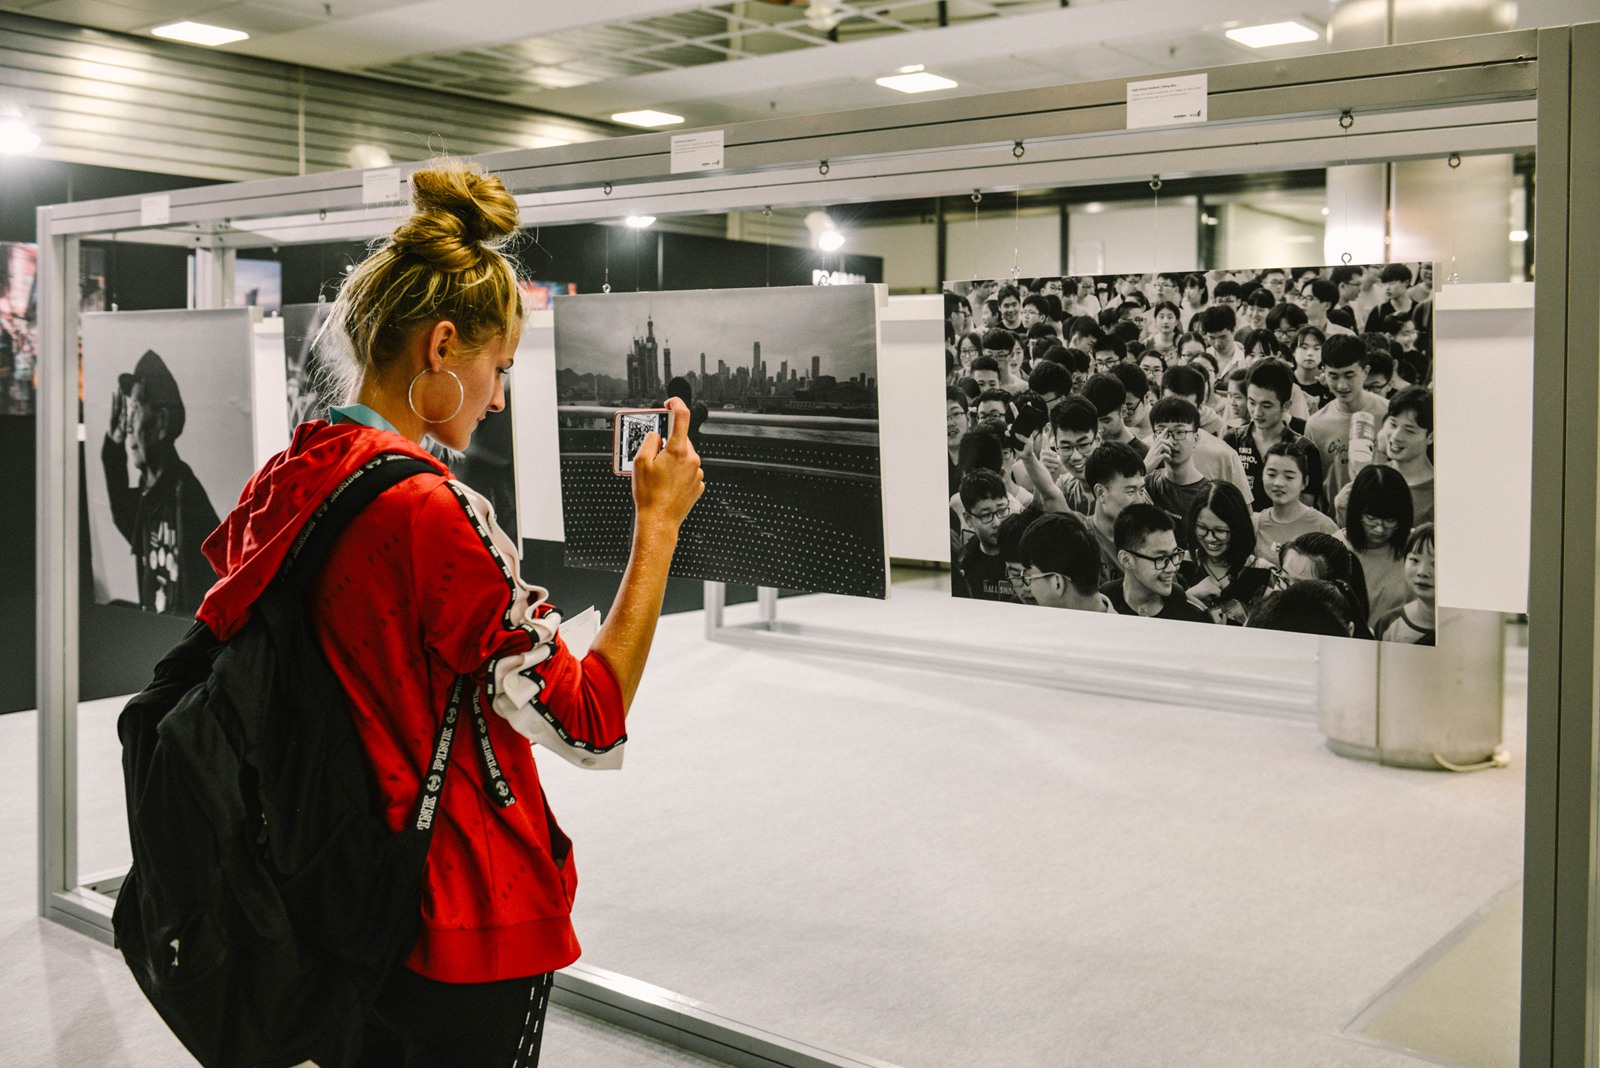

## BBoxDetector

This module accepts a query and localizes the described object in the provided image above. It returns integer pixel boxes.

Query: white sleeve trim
[446,479,625,771]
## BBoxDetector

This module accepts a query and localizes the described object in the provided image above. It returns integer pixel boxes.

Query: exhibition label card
[670,130,725,174]
[1125,73,1208,129]
[361,166,404,205]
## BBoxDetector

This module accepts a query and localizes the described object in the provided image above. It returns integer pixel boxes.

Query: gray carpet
[17,582,1526,1067]
[544,586,1526,1068]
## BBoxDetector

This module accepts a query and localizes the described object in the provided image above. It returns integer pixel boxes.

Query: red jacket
[198,420,627,983]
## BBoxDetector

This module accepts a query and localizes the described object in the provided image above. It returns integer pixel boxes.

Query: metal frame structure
[37,26,1599,1066]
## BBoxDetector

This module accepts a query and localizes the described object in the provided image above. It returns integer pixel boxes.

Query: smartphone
[612,408,675,476]
[1010,395,1049,440]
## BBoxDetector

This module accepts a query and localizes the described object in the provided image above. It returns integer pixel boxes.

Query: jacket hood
[198,421,447,641]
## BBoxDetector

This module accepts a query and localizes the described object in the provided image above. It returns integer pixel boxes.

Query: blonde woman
[197,159,704,1064]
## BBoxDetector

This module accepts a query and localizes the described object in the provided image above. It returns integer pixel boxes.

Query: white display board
[514,309,564,543]
[252,317,291,465]
[876,296,949,562]
[1432,282,1533,614]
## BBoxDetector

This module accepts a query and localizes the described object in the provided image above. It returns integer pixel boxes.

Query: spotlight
[0,116,40,154]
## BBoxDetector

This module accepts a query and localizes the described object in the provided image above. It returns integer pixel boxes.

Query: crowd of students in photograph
[944,264,1437,645]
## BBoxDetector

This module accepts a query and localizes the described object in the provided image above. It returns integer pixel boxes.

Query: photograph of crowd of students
[943,263,1437,645]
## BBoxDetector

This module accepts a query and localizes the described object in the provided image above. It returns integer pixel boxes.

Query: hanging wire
[1446,153,1463,285]
[763,206,773,287]
[1338,110,1354,265]
[1011,189,1021,281]
[1149,175,1162,270]
[971,190,982,280]
[602,226,611,294]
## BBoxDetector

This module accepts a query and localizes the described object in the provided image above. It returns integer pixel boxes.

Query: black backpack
[113,452,460,1068]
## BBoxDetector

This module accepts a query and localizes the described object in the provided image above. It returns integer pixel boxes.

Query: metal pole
[1521,23,1600,1068]
[36,223,80,913]
[704,581,727,639]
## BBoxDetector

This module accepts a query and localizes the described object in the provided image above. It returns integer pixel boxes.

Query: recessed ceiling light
[0,118,40,154]
[151,21,249,46]
[1225,21,1320,48]
[875,71,958,94]
[611,110,685,128]
[625,215,656,229]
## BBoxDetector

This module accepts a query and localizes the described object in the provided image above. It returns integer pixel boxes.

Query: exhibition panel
[554,284,889,599]
[941,265,1436,641]
[81,308,255,618]
[35,25,1599,1068]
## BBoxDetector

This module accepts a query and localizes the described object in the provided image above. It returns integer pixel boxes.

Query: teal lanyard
[328,403,402,436]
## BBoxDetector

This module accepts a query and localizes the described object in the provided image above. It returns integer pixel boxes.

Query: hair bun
[391,158,519,272]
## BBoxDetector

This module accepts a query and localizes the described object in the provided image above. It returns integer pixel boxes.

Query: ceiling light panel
[611,109,685,127]
[876,71,958,93]
[150,21,249,46]
[1225,21,1321,48]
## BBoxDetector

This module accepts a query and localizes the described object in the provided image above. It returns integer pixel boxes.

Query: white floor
[18,582,1526,1068]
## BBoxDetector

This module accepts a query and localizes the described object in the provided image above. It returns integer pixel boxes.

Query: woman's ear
[424,320,458,372]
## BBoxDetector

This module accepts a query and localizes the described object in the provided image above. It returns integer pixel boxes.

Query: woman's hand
[630,397,704,532]
[591,397,706,711]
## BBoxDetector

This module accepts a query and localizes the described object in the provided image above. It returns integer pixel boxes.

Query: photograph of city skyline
[552,284,889,598]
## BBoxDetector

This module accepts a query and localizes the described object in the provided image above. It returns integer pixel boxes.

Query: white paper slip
[1126,73,1208,130]
[670,130,725,174]
[361,166,404,205]
[139,195,171,226]
[558,606,601,659]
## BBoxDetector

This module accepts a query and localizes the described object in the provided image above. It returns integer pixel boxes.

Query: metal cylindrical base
[1319,608,1505,769]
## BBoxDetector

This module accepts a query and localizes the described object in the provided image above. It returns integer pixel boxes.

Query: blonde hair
[318,157,523,401]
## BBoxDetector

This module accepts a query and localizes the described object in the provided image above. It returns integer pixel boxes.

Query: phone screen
[616,410,670,475]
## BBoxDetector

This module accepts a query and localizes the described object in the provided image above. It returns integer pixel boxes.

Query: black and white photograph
[83,307,256,616]
[943,264,1436,644]
[431,389,521,548]
[282,301,334,433]
[553,284,888,598]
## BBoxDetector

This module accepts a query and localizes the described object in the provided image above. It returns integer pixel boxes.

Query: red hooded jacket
[199,419,627,983]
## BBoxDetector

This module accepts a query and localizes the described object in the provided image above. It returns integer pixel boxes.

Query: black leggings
[359,966,555,1068]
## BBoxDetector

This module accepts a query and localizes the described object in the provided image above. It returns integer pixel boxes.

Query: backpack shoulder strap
[277,452,438,595]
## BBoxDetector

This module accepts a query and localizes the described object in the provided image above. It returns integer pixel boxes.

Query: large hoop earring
[407,367,465,424]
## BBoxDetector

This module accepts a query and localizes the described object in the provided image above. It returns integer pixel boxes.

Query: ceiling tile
[204,2,329,34]
[14,0,151,30]
[1100,32,1264,69]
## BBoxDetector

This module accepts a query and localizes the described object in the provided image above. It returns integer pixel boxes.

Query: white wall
[944,209,1061,282]
[848,219,940,294]
[1065,201,1197,275]
[1216,201,1323,271]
